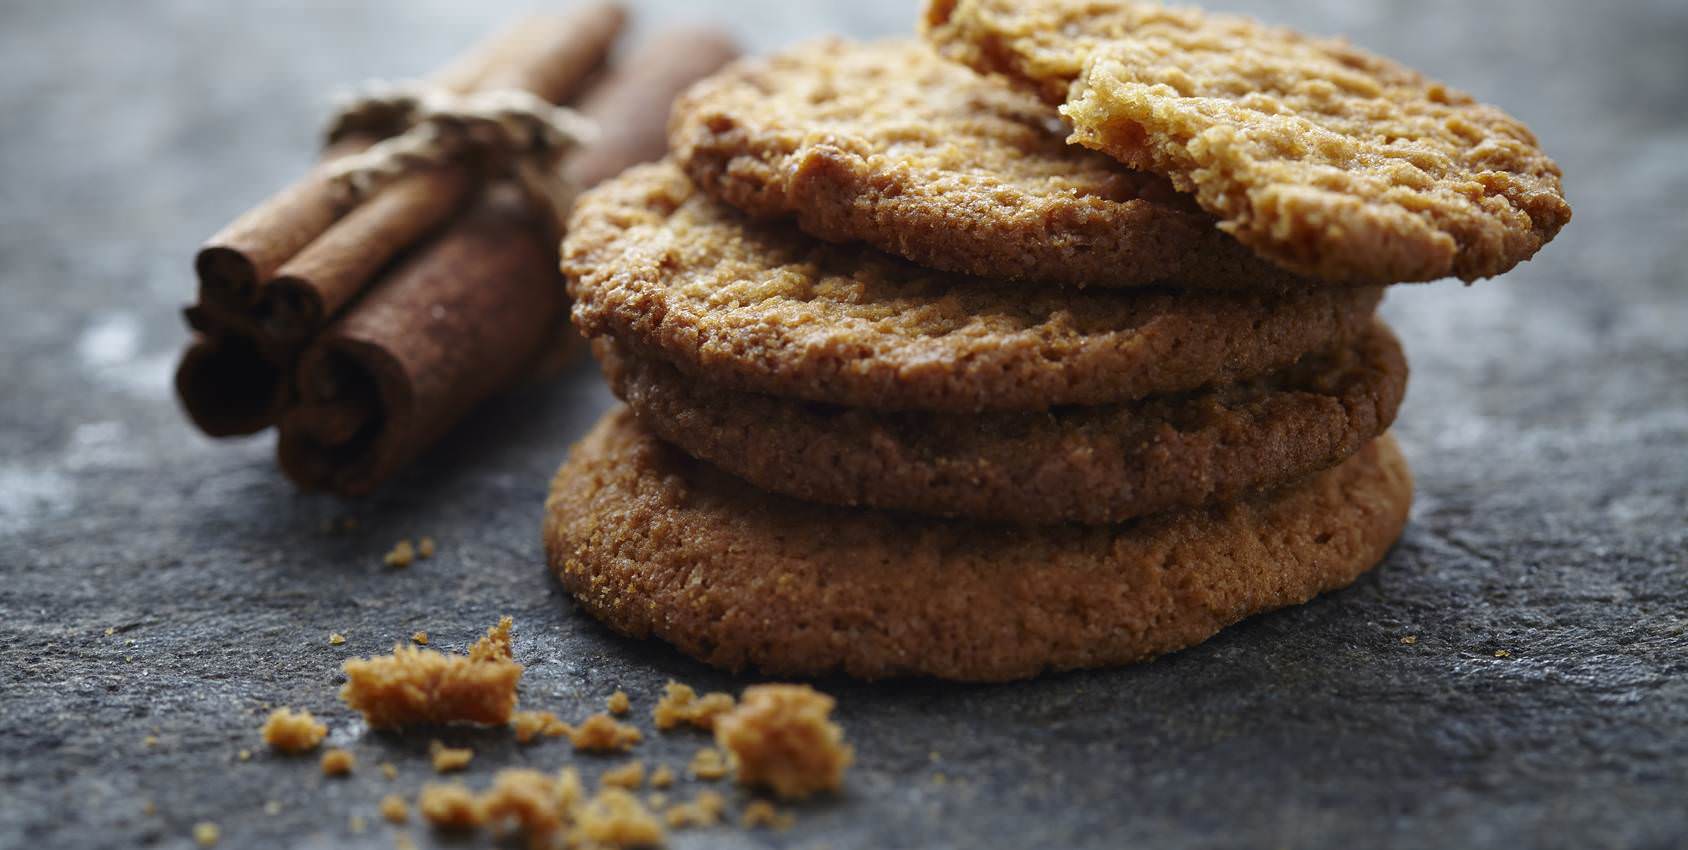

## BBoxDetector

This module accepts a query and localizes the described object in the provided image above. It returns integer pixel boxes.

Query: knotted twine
[322,82,599,235]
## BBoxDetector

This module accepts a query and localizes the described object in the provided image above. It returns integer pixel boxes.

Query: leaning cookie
[595,321,1406,525]
[670,38,1314,291]
[565,161,1383,412]
[924,0,1570,284]
[544,408,1413,682]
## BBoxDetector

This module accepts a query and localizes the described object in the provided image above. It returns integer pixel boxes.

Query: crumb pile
[238,620,850,848]
[544,0,1555,681]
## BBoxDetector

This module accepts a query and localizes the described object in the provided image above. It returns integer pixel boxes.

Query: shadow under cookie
[542,407,1413,682]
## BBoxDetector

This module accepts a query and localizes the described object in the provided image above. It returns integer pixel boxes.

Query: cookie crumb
[104,627,115,637]
[143,735,159,748]
[192,821,220,847]
[261,707,327,754]
[393,833,415,850]
[652,681,735,731]
[741,799,795,830]
[380,762,398,780]
[263,801,282,816]
[384,540,416,568]
[380,794,409,824]
[417,537,436,559]
[512,710,572,744]
[349,814,367,834]
[418,783,482,829]
[411,631,428,645]
[570,713,643,752]
[649,765,675,789]
[715,684,852,799]
[141,800,157,816]
[607,690,631,715]
[320,748,356,776]
[663,790,726,828]
[478,769,573,840]
[429,740,473,773]
[601,760,645,789]
[1494,649,1512,658]
[236,749,251,762]
[340,617,522,728]
[328,633,346,646]
[688,747,728,780]
[1401,635,1418,645]
[575,788,664,848]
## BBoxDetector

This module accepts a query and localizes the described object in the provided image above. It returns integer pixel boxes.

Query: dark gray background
[2,1,1684,848]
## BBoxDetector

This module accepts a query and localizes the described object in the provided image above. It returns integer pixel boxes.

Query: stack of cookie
[545,1,1567,682]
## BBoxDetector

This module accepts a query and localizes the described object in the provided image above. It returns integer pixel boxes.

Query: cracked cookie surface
[924,0,1571,284]
[564,161,1383,412]
[670,38,1312,291]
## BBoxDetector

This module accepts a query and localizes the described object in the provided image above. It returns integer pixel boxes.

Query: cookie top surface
[563,161,1383,412]
[597,320,1406,524]
[670,38,1313,291]
[924,0,1571,284]
[544,408,1413,681]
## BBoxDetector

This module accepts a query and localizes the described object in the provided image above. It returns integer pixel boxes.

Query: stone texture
[0,1,1682,849]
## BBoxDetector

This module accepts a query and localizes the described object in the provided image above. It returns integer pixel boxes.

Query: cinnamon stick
[255,5,628,348]
[193,4,625,312]
[278,187,559,493]
[176,6,626,437]
[277,27,740,495]
[175,334,289,438]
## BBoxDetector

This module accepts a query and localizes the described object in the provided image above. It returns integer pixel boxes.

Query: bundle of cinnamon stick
[177,4,739,495]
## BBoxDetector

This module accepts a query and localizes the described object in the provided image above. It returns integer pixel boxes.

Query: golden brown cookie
[670,38,1313,291]
[923,0,1571,284]
[564,161,1383,412]
[595,321,1406,524]
[543,408,1413,682]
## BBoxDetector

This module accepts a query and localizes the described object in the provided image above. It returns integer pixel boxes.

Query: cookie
[670,38,1313,292]
[596,320,1406,524]
[923,0,1571,284]
[564,161,1383,412]
[543,408,1413,682]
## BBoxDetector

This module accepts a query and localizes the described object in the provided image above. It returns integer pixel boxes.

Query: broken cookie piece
[339,617,522,728]
[714,684,852,799]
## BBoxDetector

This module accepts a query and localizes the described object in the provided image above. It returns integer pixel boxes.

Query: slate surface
[1,1,1684,849]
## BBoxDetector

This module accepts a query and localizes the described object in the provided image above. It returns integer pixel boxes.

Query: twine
[322,82,599,233]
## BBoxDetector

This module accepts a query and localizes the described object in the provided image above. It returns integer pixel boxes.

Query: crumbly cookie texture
[319,748,355,776]
[596,321,1406,525]
[429,740,473,773]
[714,685,853,800]
[413,767,670,849]
[651,682,736,732]
[339,617,523,729]
[924,0,1570,283]
[569,714,644,753]
[544,408,1413,682]
[671,38,1312,291]
[261,707,327,754]
[565,161,1382,412]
